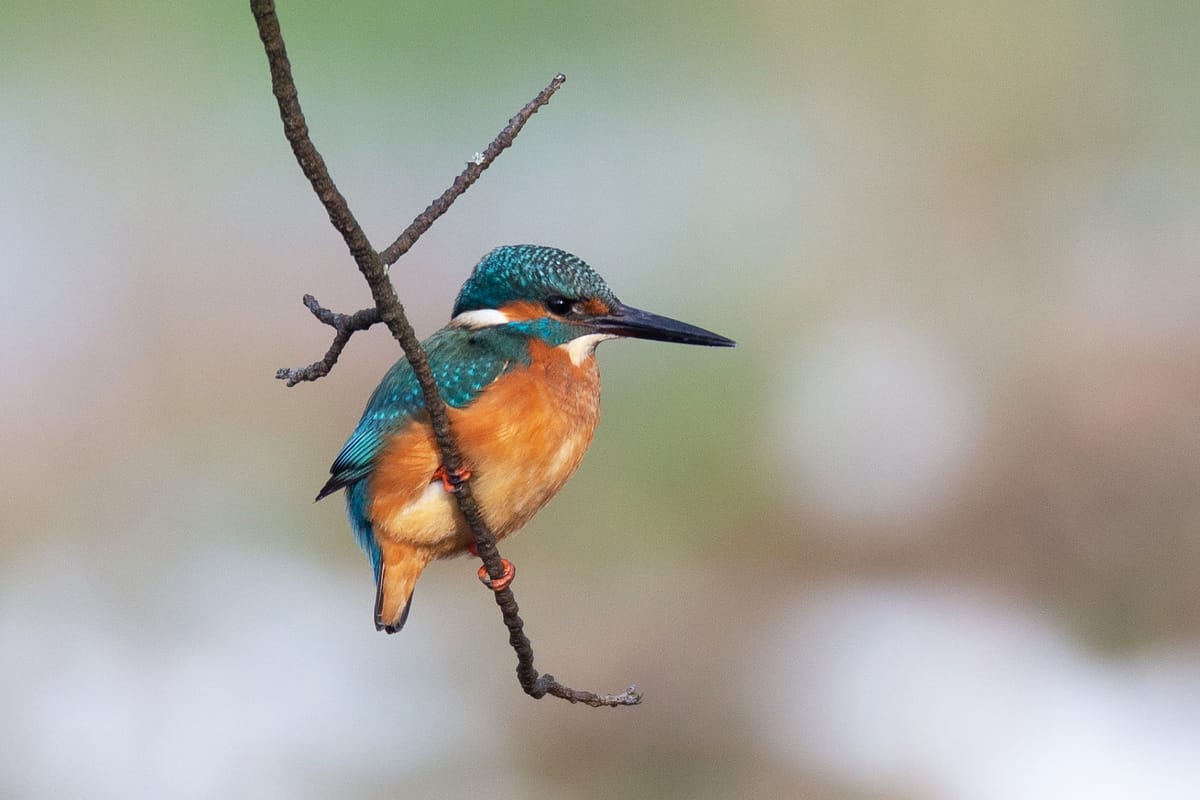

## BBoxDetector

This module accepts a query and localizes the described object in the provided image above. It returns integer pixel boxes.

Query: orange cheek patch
[579,298,610,316]
[497,300,546,322]
[501,298,611,319]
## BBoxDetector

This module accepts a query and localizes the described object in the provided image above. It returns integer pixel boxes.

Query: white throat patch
[560,333,616,366]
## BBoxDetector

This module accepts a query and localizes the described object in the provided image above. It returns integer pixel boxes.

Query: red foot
[477,559,516,592]
[466,542,514,590]
[432,464,472,493]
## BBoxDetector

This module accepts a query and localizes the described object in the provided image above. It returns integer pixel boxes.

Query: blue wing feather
[345,480,381,582]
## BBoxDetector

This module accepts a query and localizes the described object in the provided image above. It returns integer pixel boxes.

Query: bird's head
[451,245,735,360]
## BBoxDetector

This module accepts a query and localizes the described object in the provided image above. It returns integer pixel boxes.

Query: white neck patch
[560,333,616,366]
[449,308,510,328]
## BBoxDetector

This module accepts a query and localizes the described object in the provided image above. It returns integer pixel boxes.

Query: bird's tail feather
[375,547,429,634]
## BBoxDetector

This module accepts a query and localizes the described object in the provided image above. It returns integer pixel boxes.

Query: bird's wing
[316,358,423,501]
[316,326,530,500]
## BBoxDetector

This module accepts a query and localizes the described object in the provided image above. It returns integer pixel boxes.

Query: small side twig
[276,296,380,386]
[252,0,640,707]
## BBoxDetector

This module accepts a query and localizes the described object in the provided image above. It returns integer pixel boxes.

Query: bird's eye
[545,295,573,315]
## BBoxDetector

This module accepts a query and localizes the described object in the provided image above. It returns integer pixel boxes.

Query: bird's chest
[451,345,601,535]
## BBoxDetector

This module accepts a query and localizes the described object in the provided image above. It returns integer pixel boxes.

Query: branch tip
[539,674,643,707]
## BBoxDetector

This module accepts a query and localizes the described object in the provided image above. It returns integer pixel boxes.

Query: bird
[316,245,735,633]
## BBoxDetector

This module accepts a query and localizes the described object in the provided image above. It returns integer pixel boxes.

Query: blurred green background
[4,2,1200,798]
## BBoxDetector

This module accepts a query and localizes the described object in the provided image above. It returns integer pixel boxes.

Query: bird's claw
[432,464,472,493]
[477,559,516,592]
[467,540,513,589]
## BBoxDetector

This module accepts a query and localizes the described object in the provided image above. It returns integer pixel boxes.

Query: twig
[276,296,380,386]
[251,0,641,707]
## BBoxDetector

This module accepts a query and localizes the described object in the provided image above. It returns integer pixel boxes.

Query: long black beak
[589,300,736,347]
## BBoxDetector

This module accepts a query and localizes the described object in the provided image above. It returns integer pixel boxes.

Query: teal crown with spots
[453,245,618,316]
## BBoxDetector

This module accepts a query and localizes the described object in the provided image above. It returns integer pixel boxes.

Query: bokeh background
[4,2,1200,798]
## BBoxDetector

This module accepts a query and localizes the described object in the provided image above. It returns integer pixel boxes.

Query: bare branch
[250,0,376,270]
[379,73,566,267]
[252,0,640,707]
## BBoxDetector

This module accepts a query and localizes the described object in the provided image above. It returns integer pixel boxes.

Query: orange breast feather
[368,339,601,560]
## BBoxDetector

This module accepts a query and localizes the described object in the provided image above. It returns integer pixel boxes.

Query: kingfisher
[316,245,735,632]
